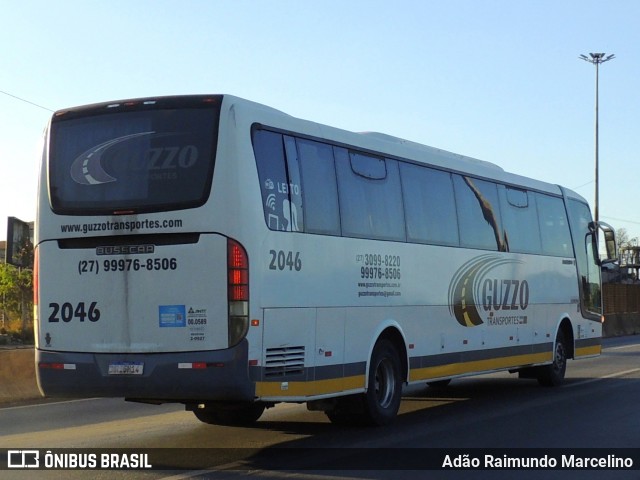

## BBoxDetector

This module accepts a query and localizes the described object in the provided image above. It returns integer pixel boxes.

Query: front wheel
[537,331,568,387]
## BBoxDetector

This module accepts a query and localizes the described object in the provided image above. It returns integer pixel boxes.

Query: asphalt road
[1,335,639,480]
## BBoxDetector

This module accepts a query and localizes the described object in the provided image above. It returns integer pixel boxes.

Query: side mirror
[589,221,617,265]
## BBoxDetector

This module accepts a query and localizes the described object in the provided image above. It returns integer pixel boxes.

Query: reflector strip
[178,362,207,369]
[39,363,76,370]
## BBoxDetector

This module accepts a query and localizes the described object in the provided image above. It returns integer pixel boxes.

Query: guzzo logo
[70,132,198,185]
[448,255,529,327]
[70,132,155,185]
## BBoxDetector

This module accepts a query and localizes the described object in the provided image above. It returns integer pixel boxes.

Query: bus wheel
[361,338,403,426]
[324,339,402,426]
[537,331,567,387]
[193,401,265,426]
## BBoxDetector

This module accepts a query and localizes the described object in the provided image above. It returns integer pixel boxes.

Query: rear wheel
[193,401,265,426]
[537,330,568,387]
[362,339,403,425]
[325,338,403,427]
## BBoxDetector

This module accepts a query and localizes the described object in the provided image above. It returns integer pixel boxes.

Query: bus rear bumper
[35,340,255,403]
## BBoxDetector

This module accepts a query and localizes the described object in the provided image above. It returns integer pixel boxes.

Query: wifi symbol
[266,194,276,211]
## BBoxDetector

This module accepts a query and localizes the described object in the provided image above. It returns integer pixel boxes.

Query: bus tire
[193,401,265,426]
[325,339,403,426]
[537,330,568,387]
[361,338,403,426]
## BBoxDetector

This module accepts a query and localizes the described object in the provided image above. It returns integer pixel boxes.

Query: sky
[1,0,639,243]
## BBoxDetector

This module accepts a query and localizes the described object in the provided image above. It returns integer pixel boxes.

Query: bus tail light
[33,247,39,322]
[228,239,249,346]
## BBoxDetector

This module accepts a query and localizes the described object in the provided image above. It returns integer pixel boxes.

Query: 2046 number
[48,301,101,323]
[269,250,302,271]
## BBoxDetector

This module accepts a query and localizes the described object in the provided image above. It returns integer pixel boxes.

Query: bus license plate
[108,362,144,375]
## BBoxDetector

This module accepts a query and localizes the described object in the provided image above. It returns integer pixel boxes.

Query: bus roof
[224,95,587,203]
[222,94,587,203]
[51,93,588,204]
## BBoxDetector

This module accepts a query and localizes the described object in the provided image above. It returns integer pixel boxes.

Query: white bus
[34,94,615,426]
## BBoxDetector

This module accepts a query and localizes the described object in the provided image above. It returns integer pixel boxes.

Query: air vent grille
[265,346,305,377]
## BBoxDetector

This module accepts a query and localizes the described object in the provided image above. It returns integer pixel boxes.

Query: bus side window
[453,175,505,251]
[566,199,604,315]
[282,136,304,232]
[335,149,405,242]
[400,163,459,246]
[536,193,572,257]
[295,139,340,236]
[253,130,291,232]
[499,186,542,254]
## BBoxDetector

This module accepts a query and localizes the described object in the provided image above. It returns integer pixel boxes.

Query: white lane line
[568,367,640,388]
[605,343,640,351]
[0,397,100,411]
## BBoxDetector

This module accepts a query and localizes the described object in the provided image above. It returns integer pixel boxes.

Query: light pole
[579,52,615,224]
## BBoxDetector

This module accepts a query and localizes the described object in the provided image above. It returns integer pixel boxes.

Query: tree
[616,228,638,249]
[0,262,33,341]
[617,228,629,249]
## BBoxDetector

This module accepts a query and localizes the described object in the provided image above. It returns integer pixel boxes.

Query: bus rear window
[49,104,220,215]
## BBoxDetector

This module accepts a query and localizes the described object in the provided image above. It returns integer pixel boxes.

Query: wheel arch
[557,316,575,360]
[366,322,409,384]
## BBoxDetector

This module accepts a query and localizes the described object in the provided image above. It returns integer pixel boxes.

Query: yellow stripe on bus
[409,351,553,382]
[575,344,601,357]
[256,375,366,398]
[256,347,601,398]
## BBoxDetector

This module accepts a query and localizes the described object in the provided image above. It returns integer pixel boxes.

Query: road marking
[605,343,640,351]
[159,469,220,480]
[567,367,640,388]
[0,397,99,411]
